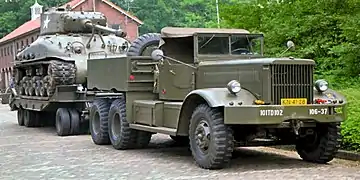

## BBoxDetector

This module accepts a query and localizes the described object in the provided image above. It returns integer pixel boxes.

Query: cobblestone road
[0,105,360,180]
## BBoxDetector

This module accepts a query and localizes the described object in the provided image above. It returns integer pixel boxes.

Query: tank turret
[13,7,131,98]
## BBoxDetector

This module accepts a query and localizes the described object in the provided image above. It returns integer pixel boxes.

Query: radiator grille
[270,64,314,105]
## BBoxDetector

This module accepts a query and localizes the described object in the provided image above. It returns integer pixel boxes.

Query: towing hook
[291,119,303,135]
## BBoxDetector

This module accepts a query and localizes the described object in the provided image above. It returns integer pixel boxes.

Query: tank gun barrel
[82,20,127,38]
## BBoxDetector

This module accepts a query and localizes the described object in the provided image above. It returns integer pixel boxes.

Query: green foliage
[339,88,360,152]
[220,0,360,152]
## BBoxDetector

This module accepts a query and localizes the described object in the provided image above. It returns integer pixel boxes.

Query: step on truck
[87,27,346,169]
[8,7,158,136]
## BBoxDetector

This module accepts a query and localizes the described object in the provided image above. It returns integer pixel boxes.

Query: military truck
[8,7,159,136]
[89,27,346,169]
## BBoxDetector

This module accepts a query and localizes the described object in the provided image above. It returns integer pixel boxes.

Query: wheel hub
[195,120,211,153]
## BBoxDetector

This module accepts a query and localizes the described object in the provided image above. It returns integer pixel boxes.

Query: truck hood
[198,57,315,66]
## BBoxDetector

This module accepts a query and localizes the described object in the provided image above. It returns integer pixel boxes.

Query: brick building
[0,0,143,90]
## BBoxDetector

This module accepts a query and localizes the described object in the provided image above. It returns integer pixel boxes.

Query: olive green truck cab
[87,27,346,169]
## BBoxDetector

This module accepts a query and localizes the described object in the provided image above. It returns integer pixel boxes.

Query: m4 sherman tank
[13,7,130,97]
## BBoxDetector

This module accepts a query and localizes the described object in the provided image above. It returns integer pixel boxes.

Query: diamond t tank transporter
[8,7,158,136]
[84,27,347,169]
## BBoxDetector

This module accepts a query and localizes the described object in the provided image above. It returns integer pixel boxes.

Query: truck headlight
[315,79,328,92]
[227,80,241,94]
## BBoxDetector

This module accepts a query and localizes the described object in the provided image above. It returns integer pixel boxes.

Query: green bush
[338,88,360,152]
[220,0,360,152]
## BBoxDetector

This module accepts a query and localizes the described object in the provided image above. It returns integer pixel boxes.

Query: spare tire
[127,33,161,56]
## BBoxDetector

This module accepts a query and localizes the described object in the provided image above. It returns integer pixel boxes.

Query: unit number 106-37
[309,108,328,115]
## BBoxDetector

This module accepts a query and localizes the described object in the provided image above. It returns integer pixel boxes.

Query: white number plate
[260,109,283,116]
[309,108,328,115]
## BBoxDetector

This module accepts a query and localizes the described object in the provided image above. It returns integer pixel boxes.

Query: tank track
[14,60,76,98]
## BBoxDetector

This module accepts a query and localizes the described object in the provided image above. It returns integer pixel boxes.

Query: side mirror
[151,49,164,61]
[286,40,295,51]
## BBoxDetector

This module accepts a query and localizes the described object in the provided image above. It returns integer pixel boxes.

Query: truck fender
[314,88,347,104]
[176,88,257,136]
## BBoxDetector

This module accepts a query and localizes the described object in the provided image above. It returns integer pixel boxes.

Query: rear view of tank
[13,7,130,97]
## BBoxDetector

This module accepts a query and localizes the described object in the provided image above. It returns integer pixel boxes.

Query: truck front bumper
[224,104,345,124]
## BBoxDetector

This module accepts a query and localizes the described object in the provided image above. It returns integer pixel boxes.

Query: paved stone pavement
[1,105,360,180]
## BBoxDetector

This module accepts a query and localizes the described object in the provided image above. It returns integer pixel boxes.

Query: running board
[129,124,177,136]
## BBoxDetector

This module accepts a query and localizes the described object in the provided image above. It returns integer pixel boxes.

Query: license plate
[281,98,307,106]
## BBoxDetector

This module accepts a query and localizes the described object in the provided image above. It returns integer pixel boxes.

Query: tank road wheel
[20,76,30,95]
[55,108,71,136]
[189,104,234,169]
[108,98,138,150]
[30,76,40,96]
[34,78,42,96]
[127,33,161,56]
[18,79,25,95]
[17,108,25,126]
[296,123,341,164]
[69,109,81,135]
[89,99,111,145]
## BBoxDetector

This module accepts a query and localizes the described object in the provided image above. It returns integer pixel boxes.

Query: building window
[10,45,12,55]
[1,49,3,57]
[21,40,23,48]
[7,47,9,56]
[26,39,29,46]
[31,37,34,43]
[16,42,19,50]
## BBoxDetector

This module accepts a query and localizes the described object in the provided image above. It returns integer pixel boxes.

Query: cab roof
[160,27,251,38]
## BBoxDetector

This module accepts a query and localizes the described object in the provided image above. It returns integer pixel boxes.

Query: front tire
[296,123,341,164]
[189,104,234,169]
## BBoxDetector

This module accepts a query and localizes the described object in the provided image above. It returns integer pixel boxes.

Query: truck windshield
[197,34,263,56]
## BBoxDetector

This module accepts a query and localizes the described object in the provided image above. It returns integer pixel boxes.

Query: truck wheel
[17,108,25,126]
[136,131,152,148]
[296,123,341,164]
[108,98,138,150]
[55,108,71,136]
[24,110,37,127]
[69,109,81,135]
[189,104,234,169]
[89,99,110,145]
[170,135,189,145]
[127,33,161,56]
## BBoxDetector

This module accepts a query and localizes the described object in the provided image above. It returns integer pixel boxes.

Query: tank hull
[13,33,130,98]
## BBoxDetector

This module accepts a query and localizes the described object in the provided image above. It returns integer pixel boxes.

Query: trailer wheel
[69,109,81,135]
[17,108,25,126]
[24,110,37,127]
[89,99,110,145]
[108,98,138,150]
[55,108,71,136]
[189,104,234,169]
[127,33,161,56]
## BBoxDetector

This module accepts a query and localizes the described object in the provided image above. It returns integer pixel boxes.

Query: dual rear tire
[89,97,153,149]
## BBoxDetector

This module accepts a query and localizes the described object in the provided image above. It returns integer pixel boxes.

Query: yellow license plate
[281,98,307,106]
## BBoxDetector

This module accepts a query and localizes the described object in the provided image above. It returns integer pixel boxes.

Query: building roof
[0,0,143,44]
[0,18,40,44]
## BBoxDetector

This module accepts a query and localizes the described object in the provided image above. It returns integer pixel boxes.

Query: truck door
[157,60,195,101]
